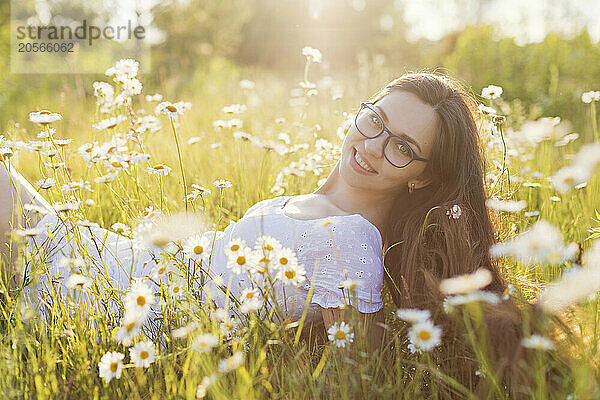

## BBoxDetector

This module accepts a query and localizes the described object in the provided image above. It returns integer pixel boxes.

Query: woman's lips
[351,147,378,175]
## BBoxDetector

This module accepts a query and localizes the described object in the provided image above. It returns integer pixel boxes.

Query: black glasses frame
[354,102,429,169]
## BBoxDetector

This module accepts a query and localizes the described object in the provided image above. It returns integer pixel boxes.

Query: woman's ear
[408,177,432,191]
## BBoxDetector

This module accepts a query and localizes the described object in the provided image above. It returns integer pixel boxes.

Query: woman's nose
[363,134,387,159]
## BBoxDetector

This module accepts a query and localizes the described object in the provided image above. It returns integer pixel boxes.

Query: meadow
[1,47,600,399]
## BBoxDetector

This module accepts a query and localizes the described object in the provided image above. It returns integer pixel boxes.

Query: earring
[408,183,415,194]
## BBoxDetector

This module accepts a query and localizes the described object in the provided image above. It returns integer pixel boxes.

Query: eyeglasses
[354,102,429,169]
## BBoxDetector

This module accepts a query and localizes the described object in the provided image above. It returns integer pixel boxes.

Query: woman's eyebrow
[373,104,423,153]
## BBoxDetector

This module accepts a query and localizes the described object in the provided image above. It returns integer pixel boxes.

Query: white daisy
[145,163,172,176]
[439,268,493,295]
[225,245,256,275]
[183,234,212,262]
[301,46,322,63]
[218,351,244,373]
[327,321,354,348]
[98,351,125,383]
[114,314,142,346]
[124,279,155,317]
[481,84,503,100]
[408,320,442,352]
[195,374,218,399]
[444,290,501,307]
[111,222,131,236]
[521,334,555,351]
[338,278,362,291]
[192,333,219,353]
[213,179,232,188]
[395,308,432,323]
[275,249,306,287]
[29,110,62,125]
[485,198,527,212]
[168,274,187,299]
[66,274,92,291]
[129,340,156,368]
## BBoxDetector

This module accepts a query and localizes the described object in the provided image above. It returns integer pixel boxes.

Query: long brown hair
[372,72,536,396]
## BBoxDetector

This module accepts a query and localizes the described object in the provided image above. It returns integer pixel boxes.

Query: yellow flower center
[110,362,119,372]
[265,244,273,251]
[140,351,149,360]
[334,330,346,340]
[245,292,255,298]
[173,286,180,293]
[158,267,166,274]
[152,236,170,247]
[137,296,146,306]
[193,245,204,254]
[230,244,240,251]
[417,330,431,341]
[236,256,246,265]
[284,270,296,279]
[111,161,122,168]
[166,105,177,112]
[39,110,52,115]
[280,257,288,265]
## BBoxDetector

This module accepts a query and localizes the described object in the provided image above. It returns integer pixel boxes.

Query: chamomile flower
[213,179,232,188]
[195,374,218,399]
[302,46,322,63]
[339,278,362,291]
[521,334,555,350]
[98,351,125,383]
[58,256,85,272]
[129,340,156,368]
[111,223,131,236]
[396,308,432,323]
[183,234,212,262]
[218,351,244,373]
[124,279,155,317]
[240,297,261,314]
[407,320,442,352]
[327,321,354,348]
[66,274,92,291]
[444,290,501,307]
[29,110,62,125]
[192,333,219,353]
[145,163,172,176]
[439,268,492,295]
[275,249,306,286]
[224,238,247,259]
[225,245,256,274]
[114,314,142,346]
[151,261,173,281]
[481,84,503,100]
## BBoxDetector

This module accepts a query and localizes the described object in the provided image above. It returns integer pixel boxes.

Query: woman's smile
[351,147,378,175]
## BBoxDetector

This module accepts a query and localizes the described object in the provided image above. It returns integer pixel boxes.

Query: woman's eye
[368,114,382,128]
[396,143,410,155]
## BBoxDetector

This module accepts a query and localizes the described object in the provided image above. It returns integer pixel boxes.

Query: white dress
[22,195,384,322]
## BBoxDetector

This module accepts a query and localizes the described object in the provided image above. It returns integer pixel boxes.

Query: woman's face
[340,90,439,194]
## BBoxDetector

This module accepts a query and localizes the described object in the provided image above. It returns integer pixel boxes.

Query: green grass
[1,57,599,399]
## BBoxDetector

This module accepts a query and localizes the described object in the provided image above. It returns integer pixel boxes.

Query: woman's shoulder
[242,195,291,218]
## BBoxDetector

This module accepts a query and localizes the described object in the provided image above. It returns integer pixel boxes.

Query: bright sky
[396,0,600,44]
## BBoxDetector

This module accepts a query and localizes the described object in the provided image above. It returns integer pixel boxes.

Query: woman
[1,72,528,395]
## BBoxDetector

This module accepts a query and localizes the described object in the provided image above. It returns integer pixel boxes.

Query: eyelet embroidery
[359,256,367,264]
[300,231,307,238]
[324,254,332,261]
[355,270,364,278]
[320,268,327,275]
[360,243,368,251]
[325,238,333,247]
[296,244,304,253]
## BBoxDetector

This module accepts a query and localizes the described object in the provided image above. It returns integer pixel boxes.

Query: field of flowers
[1,48,600,399]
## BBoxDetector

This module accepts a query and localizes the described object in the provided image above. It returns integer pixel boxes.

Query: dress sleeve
[302,218,384,313]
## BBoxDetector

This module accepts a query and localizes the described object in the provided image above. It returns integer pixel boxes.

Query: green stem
[169,116,188,212]
[591,101,599,142]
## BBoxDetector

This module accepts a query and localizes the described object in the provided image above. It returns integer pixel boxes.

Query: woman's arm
[320,305,385,352]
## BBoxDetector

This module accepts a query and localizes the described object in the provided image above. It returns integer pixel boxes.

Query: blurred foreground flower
[439,268,492,295]
[538,240,600,314]
[396,308,431,323]
[98,351,125,383]
[29,110,62,125]
[129,340,156,368]
[302,46,322,63]
[521,334,555,351]
[489,220,578,265]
